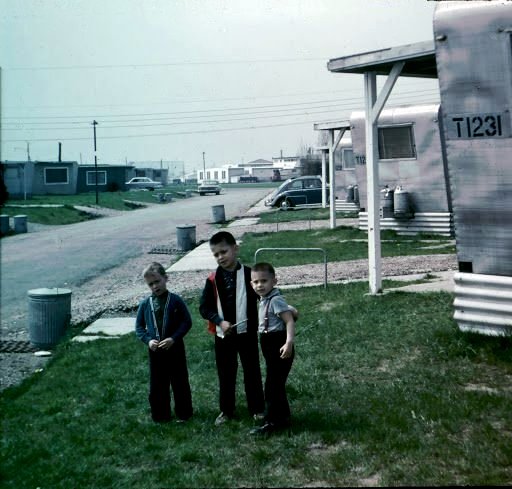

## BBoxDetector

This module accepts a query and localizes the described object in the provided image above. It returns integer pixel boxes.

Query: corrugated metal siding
[335,200,359,212]
[358,212,454,236]
[454,272,512,336]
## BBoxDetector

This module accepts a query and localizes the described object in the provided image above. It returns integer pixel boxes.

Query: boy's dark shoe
[250,422,276,436]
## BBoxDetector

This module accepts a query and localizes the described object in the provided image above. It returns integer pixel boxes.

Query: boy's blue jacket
[135,292,192,345]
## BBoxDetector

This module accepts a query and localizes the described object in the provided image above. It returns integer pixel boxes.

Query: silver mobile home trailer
[350,104,453,236]
[334,135,358,210]
[434,1,512,335]
[326,1,512,335]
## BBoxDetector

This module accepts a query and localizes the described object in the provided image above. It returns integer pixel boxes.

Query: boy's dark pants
[148,340,193,422]
[260,331,294,426]
[214,331,264,417]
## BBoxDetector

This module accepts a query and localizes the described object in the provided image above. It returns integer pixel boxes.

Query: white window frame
[86,170,107,186]
[378,124,417,160]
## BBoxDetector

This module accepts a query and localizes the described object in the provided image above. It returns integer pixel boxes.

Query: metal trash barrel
[14,214,27,233]
[211,204,226,223]
[165,193,173,202]
[28,288,72,349]
[176,225,196,251]
[185,190,192,198]
[380,187,394,218]
[0,214,9,235]
[346,185,355,203]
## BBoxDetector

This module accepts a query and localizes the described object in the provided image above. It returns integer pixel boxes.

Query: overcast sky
[1,0,439,173]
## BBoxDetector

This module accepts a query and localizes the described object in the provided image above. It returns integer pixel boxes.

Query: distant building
[2,160,135,197]
[197,166,245,184]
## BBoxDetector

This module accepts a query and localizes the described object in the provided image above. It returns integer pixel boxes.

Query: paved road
[1,187,270,334]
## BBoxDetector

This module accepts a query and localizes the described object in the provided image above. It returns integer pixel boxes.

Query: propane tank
[346,185,355,202]
[380,186,394,218]
[393,185,412,219]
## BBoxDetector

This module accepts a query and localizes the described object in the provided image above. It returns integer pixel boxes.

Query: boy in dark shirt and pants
[136,262,193,423]
[199,231,264,425]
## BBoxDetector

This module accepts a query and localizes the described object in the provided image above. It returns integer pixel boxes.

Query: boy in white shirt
[250,262,297,435]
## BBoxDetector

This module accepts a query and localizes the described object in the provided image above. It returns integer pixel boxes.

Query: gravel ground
[0,217,457,391]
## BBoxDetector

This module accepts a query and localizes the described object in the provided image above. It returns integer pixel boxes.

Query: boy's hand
[220,320,233,334]
[148,339,159,351]
[158,338,175,350]
[279,341,294,359]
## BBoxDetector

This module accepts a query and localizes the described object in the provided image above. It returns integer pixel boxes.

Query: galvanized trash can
[176,225,196,251]
[28,288,72,349]
[14,215,27,234]
[165,193,173,202]
[211,204,226,223]
[0,214,9,235]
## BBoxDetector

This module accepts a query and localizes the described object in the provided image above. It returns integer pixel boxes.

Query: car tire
[200,193,205,196]
[216,192,220,195]
[280,198,293,211]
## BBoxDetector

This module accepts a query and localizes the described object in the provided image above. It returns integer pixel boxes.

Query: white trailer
[326,1,512,336]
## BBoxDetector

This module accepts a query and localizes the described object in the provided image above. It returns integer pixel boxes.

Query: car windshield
[268,178,293,198]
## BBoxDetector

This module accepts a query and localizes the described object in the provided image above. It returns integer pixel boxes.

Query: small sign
[445,112,510,140]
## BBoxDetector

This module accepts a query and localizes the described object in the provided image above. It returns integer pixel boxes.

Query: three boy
[136,231,296,434]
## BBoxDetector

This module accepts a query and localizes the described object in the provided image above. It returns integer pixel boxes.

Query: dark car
[265,176,327,210]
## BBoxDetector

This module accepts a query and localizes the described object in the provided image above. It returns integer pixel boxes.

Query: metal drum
[211,204,226,223]
[176,225,196,251]
[14,215,27,233]
[0,214,9,235]
[28,288,72,349]
[346,185,355,202]
[393,186,411,219]
[380,187,394,218]
[353,185,359,204]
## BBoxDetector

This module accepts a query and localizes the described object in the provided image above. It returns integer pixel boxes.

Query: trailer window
[86,170,106,186]
[342,148,355,169]
[378,125,416,159]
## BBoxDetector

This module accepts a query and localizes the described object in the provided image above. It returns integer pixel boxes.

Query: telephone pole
[92,120,99,204]
[202,152,206,182]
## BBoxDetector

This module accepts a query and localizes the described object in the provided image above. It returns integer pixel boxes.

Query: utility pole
[92,120,99,205]
[202,152,206,182]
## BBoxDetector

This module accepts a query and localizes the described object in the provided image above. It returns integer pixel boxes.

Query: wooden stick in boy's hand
[222,318,247,334]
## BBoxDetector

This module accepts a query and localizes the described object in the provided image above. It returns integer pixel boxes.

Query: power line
[1,88,440,122]
[1,96,440,132]
[6,57,328,72]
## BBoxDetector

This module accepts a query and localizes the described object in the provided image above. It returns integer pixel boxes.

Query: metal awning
[327,40,437,78]
[325,39,437,295]
[313,120,351,131]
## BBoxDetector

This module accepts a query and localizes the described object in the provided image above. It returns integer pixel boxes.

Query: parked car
[198,180,221,196]
[125,177,163,191]
[265,176,327,210]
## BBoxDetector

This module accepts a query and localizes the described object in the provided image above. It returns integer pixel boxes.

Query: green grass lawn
[2,283,511,488]
[0,204,97,226]
[1,189,186,225]
[238,227,456,266]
